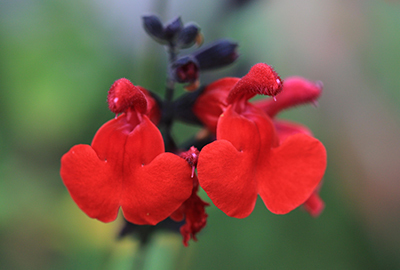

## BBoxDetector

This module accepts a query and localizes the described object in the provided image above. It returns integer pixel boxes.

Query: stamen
[191,166,195,178]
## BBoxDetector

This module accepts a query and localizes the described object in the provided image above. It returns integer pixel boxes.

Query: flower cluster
[60,15,327,246]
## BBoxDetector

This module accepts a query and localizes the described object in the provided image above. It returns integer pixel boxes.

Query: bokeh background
[1,0,400,269]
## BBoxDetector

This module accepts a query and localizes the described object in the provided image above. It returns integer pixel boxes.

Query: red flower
[60,78,193,225]
[196,64,327,218]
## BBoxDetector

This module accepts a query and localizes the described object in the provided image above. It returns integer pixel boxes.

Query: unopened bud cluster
[143,15,238,90]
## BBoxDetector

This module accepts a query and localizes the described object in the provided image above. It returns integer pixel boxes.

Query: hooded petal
[254,76,322,118]
[107,78,147,115]
[197,106,259,218]
[227,63,282,104]
[256,134,327,214]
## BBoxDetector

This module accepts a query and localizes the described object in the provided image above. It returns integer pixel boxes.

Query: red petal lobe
[257,134,327,214]
[60,144,120,222]
[119,116,193,225]
[122,153,193,225]
[198,107,260,218]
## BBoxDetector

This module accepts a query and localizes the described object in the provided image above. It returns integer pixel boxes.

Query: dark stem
[162,44,179,152]
[165,44,177,102]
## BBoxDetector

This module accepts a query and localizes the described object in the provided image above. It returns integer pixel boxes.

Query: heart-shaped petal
[257,134,327,214]
[60,144,120,222]
[198,106,260,218]
[122,152,193,225]
[198,140,258,218]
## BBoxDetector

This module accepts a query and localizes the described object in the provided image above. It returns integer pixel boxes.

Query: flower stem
[165,44,177,102]
[162,44,179,152]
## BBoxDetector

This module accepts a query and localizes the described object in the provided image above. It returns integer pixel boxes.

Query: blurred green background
[1,0,400,269]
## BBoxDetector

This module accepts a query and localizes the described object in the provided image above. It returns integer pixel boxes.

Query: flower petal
[193,77,239,133]
[107,78,147,114]
[60,144,120,222]
[122,152,193,225]
[119,116,193,225]
[254,76,322,118]
[257,134,327,214]
[197,106,259,218]
[227,63,282,104]
[274,119,313,144]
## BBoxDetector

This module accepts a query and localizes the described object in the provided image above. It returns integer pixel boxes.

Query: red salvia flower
[193,70,327,217]
[196,63,327,218]
[61,14,329,246]
[60,78,193,225]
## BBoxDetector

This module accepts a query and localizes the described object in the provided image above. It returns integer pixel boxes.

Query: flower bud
[164,16,183,41]
[142,15,166,44]
[193,39,238,70]
[176,23,201,49]
[172,56,200,83]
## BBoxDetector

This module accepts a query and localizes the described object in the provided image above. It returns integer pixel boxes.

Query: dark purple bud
[164,17,184,41]
[172,56,199,83]
[193,39,239,70]
[177,23,201,49]
[142,15,166,44]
